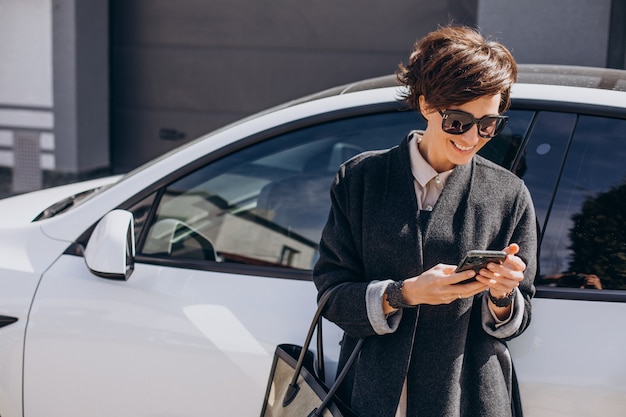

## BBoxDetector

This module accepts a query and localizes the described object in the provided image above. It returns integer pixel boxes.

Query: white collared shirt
[407,130,454,211]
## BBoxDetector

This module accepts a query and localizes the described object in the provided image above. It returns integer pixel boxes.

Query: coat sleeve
[313,164,381,338]
[481,182,538,340]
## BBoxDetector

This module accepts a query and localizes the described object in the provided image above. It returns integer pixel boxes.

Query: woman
[313,26,537,417]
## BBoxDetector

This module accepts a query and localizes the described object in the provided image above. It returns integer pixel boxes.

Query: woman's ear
[418,95,436,121]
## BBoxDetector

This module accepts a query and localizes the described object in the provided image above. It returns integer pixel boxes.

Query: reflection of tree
[567,181,626,290]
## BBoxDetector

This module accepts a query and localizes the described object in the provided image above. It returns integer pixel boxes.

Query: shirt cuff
[481,288,524,338]
[489,298,515,328]
[366,280,402,335]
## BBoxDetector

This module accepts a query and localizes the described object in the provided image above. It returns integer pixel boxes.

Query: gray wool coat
[313,134,538,417]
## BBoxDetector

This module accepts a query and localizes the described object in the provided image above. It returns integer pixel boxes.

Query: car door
[508,110,626,416]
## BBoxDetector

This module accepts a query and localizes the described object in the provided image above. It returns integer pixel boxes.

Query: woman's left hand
[474,243,526,298]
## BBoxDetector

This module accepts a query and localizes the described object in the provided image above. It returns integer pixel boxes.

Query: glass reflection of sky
[521,112,576,229]
[539,115,626,277]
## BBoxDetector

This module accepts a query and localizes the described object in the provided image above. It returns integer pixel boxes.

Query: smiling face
[418,94,502,172]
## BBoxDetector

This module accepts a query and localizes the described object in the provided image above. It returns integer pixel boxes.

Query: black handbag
[260,284,364,417]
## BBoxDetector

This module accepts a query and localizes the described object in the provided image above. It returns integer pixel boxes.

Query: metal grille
[13,130,42,192]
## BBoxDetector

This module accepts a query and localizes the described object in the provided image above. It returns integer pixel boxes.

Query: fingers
[404,264,487,305]
[503,242,519,255]
[451,269,477,284]
[502,243,526,272]
[448,268,489,302]
[475,257,525,297]
[454,280,489,301]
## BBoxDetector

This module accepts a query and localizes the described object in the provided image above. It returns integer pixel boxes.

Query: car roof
[218,64,626,133]
[293,64,626,105]
[516,64,626,92]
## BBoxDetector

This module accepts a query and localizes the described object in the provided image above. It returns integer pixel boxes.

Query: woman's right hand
[404,264,488,305]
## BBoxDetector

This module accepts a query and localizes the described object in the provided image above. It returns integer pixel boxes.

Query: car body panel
[512,298,626,415]
[0,225,71,417]
[0,176,120,228]
[24,255,341,416]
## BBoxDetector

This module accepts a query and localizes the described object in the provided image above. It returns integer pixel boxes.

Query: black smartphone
[455,250,507,284]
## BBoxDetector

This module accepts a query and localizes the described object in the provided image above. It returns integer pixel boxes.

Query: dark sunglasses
[438,109,508,139]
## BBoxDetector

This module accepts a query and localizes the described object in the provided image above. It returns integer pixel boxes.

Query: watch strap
[386,280,416,309]
[488,288,516,307]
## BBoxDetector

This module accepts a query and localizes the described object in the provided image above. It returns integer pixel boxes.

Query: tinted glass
[138,111,423,269]
[514,112,576,228]
[478,110,534,171]
[536,116,626,290]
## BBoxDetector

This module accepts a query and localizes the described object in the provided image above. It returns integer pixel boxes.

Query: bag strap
[283,283,365,416]
[310,337,364,417]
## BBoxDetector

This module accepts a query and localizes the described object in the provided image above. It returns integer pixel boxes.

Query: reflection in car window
[138,111,423,269]
[128,192,156,242]
[479,109,534,172]
[515,112,576,229]
[536,115,626,290]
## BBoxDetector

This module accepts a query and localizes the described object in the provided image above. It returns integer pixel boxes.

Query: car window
[132,109,533,271]
[513,112,577,229]
[535,115,626,290]
[136,111,422,269]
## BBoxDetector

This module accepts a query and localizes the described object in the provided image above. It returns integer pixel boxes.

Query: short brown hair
[397,26,517,114]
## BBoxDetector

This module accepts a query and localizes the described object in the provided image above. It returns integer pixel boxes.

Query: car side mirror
[84,209,135,280]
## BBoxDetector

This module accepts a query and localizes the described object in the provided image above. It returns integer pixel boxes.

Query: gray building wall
[478,0,613,67]
[0,0,109,195]
[109,0,478,172]
[0,0,54,193]
[53,0,110,174]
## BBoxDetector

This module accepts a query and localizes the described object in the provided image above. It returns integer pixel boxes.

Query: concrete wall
[109,0,478,171]
[53,0,109,174]
[478,0,613,66]
[0,0,52,107]
[0,0,54,191]
[0,0,109,193]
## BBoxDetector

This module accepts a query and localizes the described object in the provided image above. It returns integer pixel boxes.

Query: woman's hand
[398,264,487,306]
[474,243,526,318]
[474,243,526,298]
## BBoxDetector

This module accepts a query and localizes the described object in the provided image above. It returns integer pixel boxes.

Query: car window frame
[116,102,408,281]
[514,99,626,303]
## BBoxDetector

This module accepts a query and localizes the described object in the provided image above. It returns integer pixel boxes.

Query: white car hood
[0,176,121,228]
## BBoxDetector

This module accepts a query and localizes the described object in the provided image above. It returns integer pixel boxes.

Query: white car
[1,64,625,417]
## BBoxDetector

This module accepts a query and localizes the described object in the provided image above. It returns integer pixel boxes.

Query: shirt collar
[408,130,454,187]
